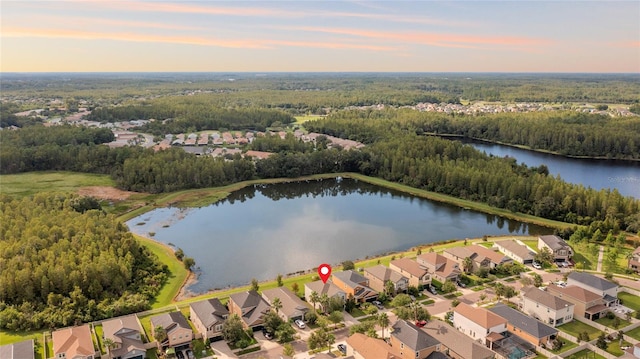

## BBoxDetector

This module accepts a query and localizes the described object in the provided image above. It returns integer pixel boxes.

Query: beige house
[189,298,229,341]
[364,265,409,294]
[521,287,574,327]
[416,253,460,283]
[389,320,440,359]
[566,272,619,306]
[389,258,431,287]
[150,312,193,351]
[538,235,573,262]
[228,290,271,330]
[545,284,608,320]
[346,333,403,359]
[444,245,511,272]
[53,325,96,359]
[422,320,496,359]
[453,303,507,346]
[332,270,378,303]
[494,240,535,264]
[102,315,146,359]
[304,280,346,310]
[261,287,310,322]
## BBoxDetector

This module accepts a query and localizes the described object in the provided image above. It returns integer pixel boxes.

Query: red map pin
[318,263,332,283]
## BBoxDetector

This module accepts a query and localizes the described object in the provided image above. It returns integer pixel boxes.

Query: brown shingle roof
[390,258,428,278]
[454,302,507,329]
[364,265,407,284]
[522,287,574,310]
[547,284,601,303]
[470,245,510,264]
[346,333,402,359]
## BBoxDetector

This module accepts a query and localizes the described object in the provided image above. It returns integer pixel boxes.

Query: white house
[453,302,507,346]
[567,272,619,306]
[521,287,574,327]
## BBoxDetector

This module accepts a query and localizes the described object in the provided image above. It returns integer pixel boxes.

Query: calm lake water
[459,139,640,199]
[128,179,551,293]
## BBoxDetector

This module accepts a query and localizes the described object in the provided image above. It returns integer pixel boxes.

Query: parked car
[415,320,427,327]
[457,281,466,288]
[262,328,274,340]
[176,351,185,359]
[372,300,384,310]
[295,319,306,329]
[430,286,437,295]
[562,261,569,268]
[532,261,542,269]
[337,344,347,355]
[186,349,194,359]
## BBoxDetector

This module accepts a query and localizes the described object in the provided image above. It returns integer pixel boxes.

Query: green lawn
[521,240,539,252]
[626,326,640,341]
[595,316,631,330]
[564,349,606,359]
[549,338,579,354]
[0,171,115,197]
[605,339,632,356]
[619,292,640,312]
[94,325,105,354]
[558,320,601,341]
[0,330,45,359]
[45,338,53,359]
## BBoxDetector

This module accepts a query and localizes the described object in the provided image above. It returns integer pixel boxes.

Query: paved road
[597,245,605,272]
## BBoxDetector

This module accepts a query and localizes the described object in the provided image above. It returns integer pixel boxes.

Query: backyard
[619,292,640,312]
[558,321,601,341]
[564,349,606,359]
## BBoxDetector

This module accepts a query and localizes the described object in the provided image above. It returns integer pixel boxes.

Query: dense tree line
[0,193,168,330]
[307,110,640,159]
[1,125,114,147]
[249,132,316,153]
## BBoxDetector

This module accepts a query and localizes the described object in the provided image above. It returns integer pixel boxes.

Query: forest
[0,193,169,330]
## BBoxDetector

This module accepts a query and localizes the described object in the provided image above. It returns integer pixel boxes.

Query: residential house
[189,298,229,341]
[422,320,496,359]
[102,315,147,359]
[444,245,511,273]
[261,287,310,322]
[494,240,535,264]
[389,258,431,288]
[566,272,619,306]
[453,302,507,346]
[538,235,573,262]
[489,304,558,347]
[332,270,378,303]
[546,284,609,320]
[389,320,440,359]
[629,247,640,272]
[244,150,274,160]
[304,280,346,310]
[364,265,409,294]
[416,253,460,283]
[0,339,34,359]
[228,290,271,330]
[346,333,403,359]
[53,324,96,359]
[150,312,193,351]
[521,287,574,327]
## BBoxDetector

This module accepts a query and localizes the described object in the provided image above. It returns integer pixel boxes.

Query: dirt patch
[77,186,136,201]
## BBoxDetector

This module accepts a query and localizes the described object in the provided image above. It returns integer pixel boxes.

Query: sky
[1,1,639,73]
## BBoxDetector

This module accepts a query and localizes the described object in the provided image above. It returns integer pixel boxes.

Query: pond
[128,178,551,293]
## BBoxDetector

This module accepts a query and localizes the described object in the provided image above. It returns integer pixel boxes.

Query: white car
[294,319,306,329]
[532,262,542,269]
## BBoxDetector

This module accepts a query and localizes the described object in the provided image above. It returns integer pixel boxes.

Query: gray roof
[150,312,191,334]
[364,265,408,284]
[426,352,449,359]
[190,298,229,327]
[391,320,440,351]
[0,339,34,359]
[489,304,557,339]
[229,290,271,327]
[568,272,617,291]
[305,280,345,298]
[261,287,309,319]
[539,235,569,251]
[333,270,368,288]
[422,320,495,359]
[495,240,535,261]
[522,287,573,311]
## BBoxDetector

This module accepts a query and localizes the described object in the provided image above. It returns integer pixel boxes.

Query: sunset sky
[1,1,639,73]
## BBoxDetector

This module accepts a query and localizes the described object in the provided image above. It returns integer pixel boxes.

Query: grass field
[549,338,579,354]
[294,115,324,124]
[625,326,640,341]
[595,316,631,330]
[0,330,45,359]
[605,339,632,356]
[558,320,601,341]
[565,349,606,359]
[0,171,115,197]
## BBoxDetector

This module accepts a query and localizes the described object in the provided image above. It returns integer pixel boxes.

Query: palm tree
[272,297,282,314]
[153,325,167,346]
[463,257,473,274]
[310,291,320,314]
[384,280,396,296]
[377,312,390,339]
[409,301,420,321]
[319,293,330,314]
[103,338,116,359]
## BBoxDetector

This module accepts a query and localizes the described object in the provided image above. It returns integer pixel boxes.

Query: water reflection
[127,178,551,293]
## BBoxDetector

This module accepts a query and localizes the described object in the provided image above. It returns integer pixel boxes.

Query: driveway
[210,341,237,359]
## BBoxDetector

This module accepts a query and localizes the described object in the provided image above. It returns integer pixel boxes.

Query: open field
[294,115,324,124]
[0,171,115,197]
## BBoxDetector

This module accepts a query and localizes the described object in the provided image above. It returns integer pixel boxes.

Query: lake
[128,178,551,293]
[457,139,640,199]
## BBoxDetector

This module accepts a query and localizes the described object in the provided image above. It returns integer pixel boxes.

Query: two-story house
[102,315,147,359]
[416,253,460,283]
[332,270,377,303]
[262,287,309,322]
[538,235,573,263]
[521,287,574,327]
[545,284,608,320]
[346,333,402,359]
[53,325,96,359]
[364,265,409,295]
[189,298,229,342]
[0,340,35,359]
[453,302,507,347]
[489,304,558,348]
[228,290,271,330]
[494,240,535,264]
[567,272,619,307]
[422,320,496,359]
[304,280,346,310]
[629,247,640,272]
[443,245,511,272]
[150,312,193,352]
[389,320,440,359]
[389,258,431,288]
